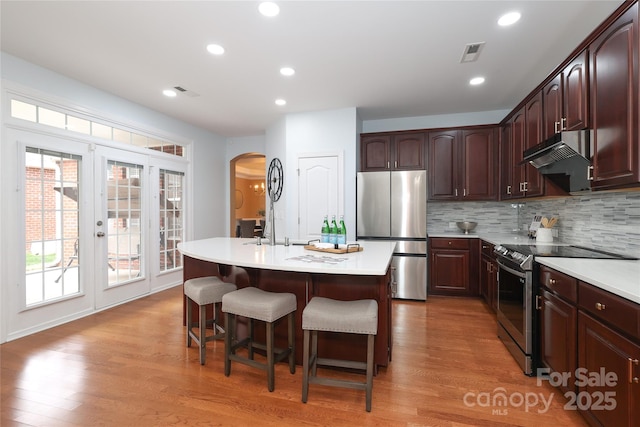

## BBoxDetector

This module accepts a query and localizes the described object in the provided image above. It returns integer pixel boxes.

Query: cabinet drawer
[578,281,640,340]
[430,238,470,250]
[539,266,577,303]
[480,240,495,257]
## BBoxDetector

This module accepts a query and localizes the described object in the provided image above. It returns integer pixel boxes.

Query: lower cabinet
[540,289,577,395]
[578,312,640,427]
[480,240,497,311]
[428,237,478,296]
[539,265,640,427]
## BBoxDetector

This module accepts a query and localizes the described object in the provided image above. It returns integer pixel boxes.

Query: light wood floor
[1,286,588,426]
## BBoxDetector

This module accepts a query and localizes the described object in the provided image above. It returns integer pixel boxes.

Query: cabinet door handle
[455,188,458,197]
[394,161,397,168]
[463,188,466,197]
[549,278,556,285]
[554,121,559,133]
[628,358,639,384]
[587,165,594,181]
[596,302,606,311]
[506,185,511,195]
[561,117,567,130]
[387,161,390,169]
[448,241,452,245]
[535,295,542,310]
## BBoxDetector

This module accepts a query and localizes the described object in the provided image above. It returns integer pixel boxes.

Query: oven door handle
[497,260,527,279]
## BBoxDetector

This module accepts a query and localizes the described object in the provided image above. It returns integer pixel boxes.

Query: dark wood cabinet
[428,130,459,200]
[543,50,590,139]
[360,132,425,171]
[428,237,478,296]
[537,267,640,427]
[578,311,640,427]
[589,3,640,190]
[360,134,391,171]
[524,92,545,197]
[480,240,497,312]
[539,266,578,395]
[428,127,497,201]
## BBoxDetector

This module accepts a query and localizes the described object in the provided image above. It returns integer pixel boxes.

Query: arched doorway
[230,153,266,237]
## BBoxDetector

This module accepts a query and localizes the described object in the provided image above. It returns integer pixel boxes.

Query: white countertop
[428,231,640,304]
[534,257,640,304]
[178,237,396,276]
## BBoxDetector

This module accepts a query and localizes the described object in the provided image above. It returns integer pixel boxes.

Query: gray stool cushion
[184,276,237,305]
[222,287,296,322]
[302,297,378,335]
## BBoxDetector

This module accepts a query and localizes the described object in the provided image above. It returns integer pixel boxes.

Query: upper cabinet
[360,132,425,171]
[543,50,590,139]
[589,3,640,190]
[428,127,498,201]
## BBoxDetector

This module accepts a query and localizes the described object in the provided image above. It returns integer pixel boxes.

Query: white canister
[536,228,553,243]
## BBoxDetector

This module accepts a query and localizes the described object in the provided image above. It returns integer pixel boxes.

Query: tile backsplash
[427,191,640,257]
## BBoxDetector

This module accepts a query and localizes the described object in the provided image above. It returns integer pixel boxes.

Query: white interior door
[297,153,342,241]
[94,146,149,309]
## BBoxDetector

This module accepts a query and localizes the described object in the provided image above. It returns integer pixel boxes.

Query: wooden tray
[303,243,363,254]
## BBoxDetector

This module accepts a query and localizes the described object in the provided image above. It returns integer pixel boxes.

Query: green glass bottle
[321,215,330,243]
[337,215,346,245]
[329,215,338,244]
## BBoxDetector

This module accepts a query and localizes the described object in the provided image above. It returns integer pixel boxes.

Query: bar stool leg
[311,330,318,376]
[288,312,296,374]
[198,303,207,365]
[366,334,374,412]
[186,296,193,348]
[302,329,310,403]
[224,312,233,376]
[248,318,254,360]
[266,321,275,392]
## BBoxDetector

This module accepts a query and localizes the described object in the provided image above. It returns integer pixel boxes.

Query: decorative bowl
[456,221,478,234]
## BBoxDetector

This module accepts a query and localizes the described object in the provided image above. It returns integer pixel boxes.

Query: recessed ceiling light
[275,99,286,106]
[280,67,295,76]
[163,89,177,97]
[206,44,225,55]
[259,2,280,17]
[470,77,485,86]
[498,11,521,26]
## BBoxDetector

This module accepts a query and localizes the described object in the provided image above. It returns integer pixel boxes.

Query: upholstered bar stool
[221,287,296,392]
[184,276,237,365]
[301,297,378,412]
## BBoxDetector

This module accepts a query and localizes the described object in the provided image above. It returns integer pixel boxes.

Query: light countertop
[178,237,396,276]
[428,231,640,304]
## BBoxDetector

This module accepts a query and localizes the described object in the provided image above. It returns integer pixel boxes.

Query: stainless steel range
[493,243,636,376]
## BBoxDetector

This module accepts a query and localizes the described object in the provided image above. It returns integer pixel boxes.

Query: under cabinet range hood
[522,130,592,193]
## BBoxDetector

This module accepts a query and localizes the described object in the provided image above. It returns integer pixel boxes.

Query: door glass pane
[159,169,183,271]
[107,161,143,285]
[24,148,80,306]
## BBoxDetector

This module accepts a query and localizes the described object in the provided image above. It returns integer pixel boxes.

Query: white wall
[362,109,510,133]
[279,107,359,240]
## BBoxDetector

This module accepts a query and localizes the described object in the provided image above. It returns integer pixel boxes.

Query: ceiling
[0,1,625,138]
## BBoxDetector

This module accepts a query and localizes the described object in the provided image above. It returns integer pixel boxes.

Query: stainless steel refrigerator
[356,170,427,300]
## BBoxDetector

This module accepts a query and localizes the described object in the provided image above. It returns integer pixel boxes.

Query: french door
[94,146,150,309]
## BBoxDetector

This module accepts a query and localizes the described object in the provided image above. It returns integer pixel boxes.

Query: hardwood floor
[1,286,588,426]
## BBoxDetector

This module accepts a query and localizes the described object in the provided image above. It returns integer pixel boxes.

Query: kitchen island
[177,237,396,368]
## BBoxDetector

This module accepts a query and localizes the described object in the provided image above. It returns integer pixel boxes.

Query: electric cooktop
[501,243,637,260]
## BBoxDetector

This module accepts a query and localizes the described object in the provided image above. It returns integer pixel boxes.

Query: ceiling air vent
[460,42,485,63]
[173,86,200,98]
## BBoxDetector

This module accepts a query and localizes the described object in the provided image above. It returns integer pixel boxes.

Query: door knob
[96,231,105,237]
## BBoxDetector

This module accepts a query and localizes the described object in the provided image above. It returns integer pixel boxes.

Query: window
[159,169,184,271]
[24,147,81,305]
[10,98,186,157]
